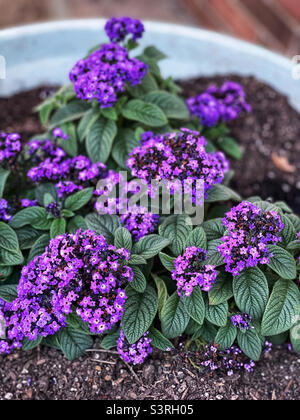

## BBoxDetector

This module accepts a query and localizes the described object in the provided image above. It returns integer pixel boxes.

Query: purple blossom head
[105,17,145,44]
[172,247,218,297]
[0,199,14,222]
[127,129,229,203]
[187,81,251,127]
[69,43,147,109]
[217,201,284,276]
[117,329,152,365]
[28,152,107,196]
[120,205,159,242]
[231,313,252,331]
[187,93,221,127]
[21,198,38,208]
[0,132,22,168]
[46,201,62,218]
[52,127,69,141]
[17,230,134,338]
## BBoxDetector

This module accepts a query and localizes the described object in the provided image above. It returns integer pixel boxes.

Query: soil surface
[179,75,300,213]
[0,78,299,400]
[0,343,299,400]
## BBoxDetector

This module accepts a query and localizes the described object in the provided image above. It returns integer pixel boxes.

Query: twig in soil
[181,388,189,400]
[86,349,119,355]
[91,359,116,365]
[123,361,143,386]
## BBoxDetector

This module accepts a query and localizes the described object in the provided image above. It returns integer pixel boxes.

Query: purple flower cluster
[172,247,218,297]
[0,198,38,222]
[217,202,284,276]
[200,345,256,376]
[46,202,62,218]
[0,230,134,352]
[21,199,38,208]
[187,81,252,127]
[231,313,252,331]
[127,129,229,203]
[69,43,147,108]
[105,17,145,44]
[0,199,14,222]
[117,329,152,365]
[0,132,22,168]
[28,140,107,197]
[120,205,159,242]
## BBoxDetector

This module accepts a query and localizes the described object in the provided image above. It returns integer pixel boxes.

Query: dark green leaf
[112,128,139,169]
[22,336,43,351]
[159,214,192,257]
[152,274,168,319]
[267,245,297,280]
[186,226,207,249]
[208,272,233,305]
[206,185,241,203]
[233,267,269,319]
[202,218,226,241]
[68,215,87,234]
[0,222,19,252]
[85,214,121,244]
[0,168,10,198]
[130,266,147,293]
[100,329,120,350]
[58,328,93,361]
[132,234,170,260]
[261,279,300,336]
[183,287,205,325]
[122,285,158,344]
[237,328,262,361]
[161,292,190,339]
[86,117,117,163]
[142,91,189,120]
[204,296,228,327]
[127,72,158,98]
[205,239,224,267]
[149,327,174,351]
[215,319,237,350]
[65,188,94,212]
[50,218,66,239]
[143,45,167,61]
[28,234,50,261]
[114,227,132,252]
[49,100,90,128]
[77,108,101,142]
[217,136,243,159]
[0,284,18,302]
[122,99,168,127]
[159,252,175,272]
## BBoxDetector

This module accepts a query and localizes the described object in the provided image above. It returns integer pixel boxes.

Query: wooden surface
[0,0,299,55]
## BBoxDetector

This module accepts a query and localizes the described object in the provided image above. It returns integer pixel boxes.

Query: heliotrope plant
[0,17,299,370]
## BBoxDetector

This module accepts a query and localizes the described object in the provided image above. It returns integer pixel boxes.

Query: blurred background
[0,0,299,56]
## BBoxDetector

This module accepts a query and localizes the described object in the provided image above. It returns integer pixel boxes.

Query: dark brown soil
[179,75,300,213]
[0,343,299,400]
[0,79,299,400]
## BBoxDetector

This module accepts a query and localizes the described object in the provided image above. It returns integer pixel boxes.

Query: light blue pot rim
[0,19,299,110]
